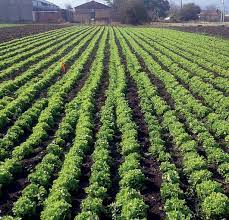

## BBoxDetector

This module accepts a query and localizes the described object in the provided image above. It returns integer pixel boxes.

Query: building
[0,0,33,22]
[0,0,71,23]
[32,0,60,12]
[32,0,63,23]
[199,10,221,22]
[74,0,111,24]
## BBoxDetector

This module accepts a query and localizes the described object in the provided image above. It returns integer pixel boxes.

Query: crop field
[0,26,228,220]
[169,25,229,39]
[0,24,72,42]
[0,24,23,28]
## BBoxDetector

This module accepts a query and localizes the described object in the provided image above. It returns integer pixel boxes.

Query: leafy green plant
[201,192,229,219]
[196,180,222,200]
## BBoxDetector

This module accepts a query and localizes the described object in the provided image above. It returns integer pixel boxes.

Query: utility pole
[221,0,225,23]
[181,0,183,9]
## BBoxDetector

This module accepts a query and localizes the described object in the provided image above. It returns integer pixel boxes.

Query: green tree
[178,3,201,21]
[144,0,170,18]
[123,0,148,24]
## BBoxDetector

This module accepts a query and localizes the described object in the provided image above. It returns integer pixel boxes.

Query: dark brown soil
[218,139,229,153]
[0,24,72,43]
[169,25,229,39]
[208,165,229,196]
[104,129,122,213]
[0,170,29,216]
[162,132,198,217]
[126,71,165,220]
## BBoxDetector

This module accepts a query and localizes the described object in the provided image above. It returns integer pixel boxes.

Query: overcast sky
[48,0,228,9]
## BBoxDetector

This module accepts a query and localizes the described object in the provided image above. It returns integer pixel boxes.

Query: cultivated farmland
[0,24,72,42]
[0,24,23,28]
[0,26,228,220]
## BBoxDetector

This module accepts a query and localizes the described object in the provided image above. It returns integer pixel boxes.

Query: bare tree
[169,1,180,20]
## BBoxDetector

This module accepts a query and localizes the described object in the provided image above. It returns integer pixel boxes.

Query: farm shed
[74,0,111,24]
[0,0,33,22]
[32,0,63,23]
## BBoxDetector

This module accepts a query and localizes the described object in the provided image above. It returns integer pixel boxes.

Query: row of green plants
[178,109,229,182]
[0,96,14,109]
[164,29,229,58]
[125,28,228,119]
[120,28,229,179]
[0,28,103,188]
[144,28,229,72]
[144,30,228,92]
[0,96,13,110]
[123,29,229,141]
[115,28,192,219]
[0,27,99,131]
[125,29,229,177]
[0,98,47,161]
[1,26,227,219]
[135,29,228,93]
[40,28,108,220]
[0,94,63,186]
[110,29,147,220]
[0,26,74,53]
[163,111,228,219]
[156,30,228,74]
[75,51,116,219]
[0,27,92,98]
[0,27,75,62]
[0,29,75,71]
[0,27,85,80]
[10,28,108,219]
[116,27,229,219]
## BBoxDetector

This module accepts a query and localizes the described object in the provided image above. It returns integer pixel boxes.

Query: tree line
[105,0,201,24]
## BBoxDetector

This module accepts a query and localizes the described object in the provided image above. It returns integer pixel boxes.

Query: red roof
[75,1,111,10]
